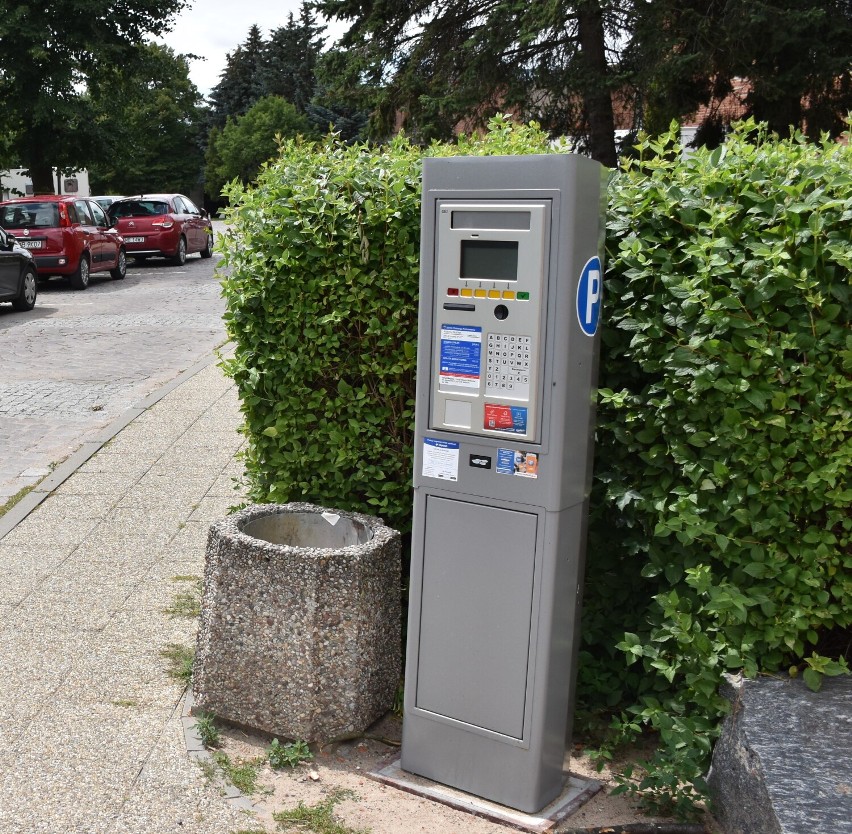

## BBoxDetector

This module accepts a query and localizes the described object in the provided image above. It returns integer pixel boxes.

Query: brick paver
[0,235,228,502]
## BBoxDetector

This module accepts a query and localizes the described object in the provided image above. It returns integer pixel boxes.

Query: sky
[157,0,348,97]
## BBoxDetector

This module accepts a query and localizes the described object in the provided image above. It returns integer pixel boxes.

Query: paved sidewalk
[0,355,255,833]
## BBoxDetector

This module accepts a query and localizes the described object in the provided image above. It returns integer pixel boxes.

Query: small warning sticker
[496,449,539,478]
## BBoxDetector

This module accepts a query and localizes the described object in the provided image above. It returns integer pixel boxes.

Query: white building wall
[0,169,91,201]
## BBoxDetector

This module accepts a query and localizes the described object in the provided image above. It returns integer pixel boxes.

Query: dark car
[0,195,127,290]
[107,194,213,265]
[0,226,38,311]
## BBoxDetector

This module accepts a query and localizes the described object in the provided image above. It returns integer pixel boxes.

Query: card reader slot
[443,303,476,311]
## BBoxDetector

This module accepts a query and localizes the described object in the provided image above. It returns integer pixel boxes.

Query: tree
[316,0,852,163]
[88,44,206,196]
[627,0,852,142]
[209,24,268,127]
[264,5,326,114]
[314,0,626,166]
[205,96,312,196]
[0,0,187,193]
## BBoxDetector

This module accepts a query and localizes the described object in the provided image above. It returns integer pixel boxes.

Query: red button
[447,287,460,296]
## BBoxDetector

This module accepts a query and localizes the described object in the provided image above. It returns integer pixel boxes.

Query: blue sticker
[496,448,516,475]
[439,324,482,388]
[576,256,602,337]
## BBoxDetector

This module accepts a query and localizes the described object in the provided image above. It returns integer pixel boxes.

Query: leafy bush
[582,120,851,814]
[218,116,551,534]
[219,117,850,815]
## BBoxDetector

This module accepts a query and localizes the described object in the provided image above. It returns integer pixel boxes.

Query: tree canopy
[208,4,368,143]
[0,0,188,192]
[315,0,852,165]
[87,44,206,196]
[205,95,313,196]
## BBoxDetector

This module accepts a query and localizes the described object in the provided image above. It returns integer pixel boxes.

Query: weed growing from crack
[160,643,194,684]
[267,738,312,770]
[194,711,221,749]
[165,576,203,618]
[212,751,265,795]
[273,789,368,834]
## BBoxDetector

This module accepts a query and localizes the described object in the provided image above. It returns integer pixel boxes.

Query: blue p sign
[576,256,602,337]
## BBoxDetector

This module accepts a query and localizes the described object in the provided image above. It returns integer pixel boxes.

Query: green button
[517,291,530,300]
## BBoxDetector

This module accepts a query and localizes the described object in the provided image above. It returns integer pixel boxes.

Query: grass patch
[160,643,194,684]
[0,483,37,519]
[212,751,265,795]
[273,789,368,834]
[111,698,139,708]
[164,576,203,618]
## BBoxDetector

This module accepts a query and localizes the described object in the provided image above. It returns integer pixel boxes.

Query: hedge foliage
[583,120,851,813]
[218,118,850,815]
[217,117,551,533]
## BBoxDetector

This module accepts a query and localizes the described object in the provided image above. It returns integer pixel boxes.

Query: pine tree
[209,24,267,126]
[264,4,326,114]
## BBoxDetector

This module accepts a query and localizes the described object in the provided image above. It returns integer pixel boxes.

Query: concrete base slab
[369,755,603,833]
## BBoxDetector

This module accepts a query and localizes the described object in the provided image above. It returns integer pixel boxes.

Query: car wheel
[110,247,127,280]
[170,236,187,266]
[12,268,37,311]
[200,231,213,259]
[69,254,90,290]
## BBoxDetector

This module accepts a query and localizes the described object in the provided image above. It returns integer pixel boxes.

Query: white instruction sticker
[422,438,460,481]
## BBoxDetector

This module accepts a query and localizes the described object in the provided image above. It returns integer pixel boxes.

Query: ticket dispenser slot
[403,154,604,815]
[432,201,548,441]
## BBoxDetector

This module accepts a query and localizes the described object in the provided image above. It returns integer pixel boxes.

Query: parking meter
[401,154,604,813]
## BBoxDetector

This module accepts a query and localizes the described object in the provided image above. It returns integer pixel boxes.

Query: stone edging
[0,351,222,542]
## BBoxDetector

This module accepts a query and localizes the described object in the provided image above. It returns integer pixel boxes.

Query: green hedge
[583,120,851,813]
[218,118,850,815]
[217,118,551,533]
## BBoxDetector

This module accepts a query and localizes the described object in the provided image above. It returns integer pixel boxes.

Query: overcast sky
[157,0,348,97]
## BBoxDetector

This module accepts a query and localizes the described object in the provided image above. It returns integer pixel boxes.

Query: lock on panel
[430,201,549,443]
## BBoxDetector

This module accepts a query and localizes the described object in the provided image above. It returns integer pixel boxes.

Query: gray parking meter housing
[401,154,604,813]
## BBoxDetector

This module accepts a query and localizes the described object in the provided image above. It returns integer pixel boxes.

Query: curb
[0,351,222,543]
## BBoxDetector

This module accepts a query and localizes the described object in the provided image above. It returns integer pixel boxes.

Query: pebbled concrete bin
[192,502,401,743]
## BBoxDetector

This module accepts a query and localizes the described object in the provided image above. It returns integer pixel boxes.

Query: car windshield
[110,200,170,219]
[0,202,60,230]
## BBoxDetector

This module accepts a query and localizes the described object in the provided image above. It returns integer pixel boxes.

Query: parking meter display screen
[460,240,519,281]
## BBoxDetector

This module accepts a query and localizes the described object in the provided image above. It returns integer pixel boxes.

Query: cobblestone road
[0,228,230,501]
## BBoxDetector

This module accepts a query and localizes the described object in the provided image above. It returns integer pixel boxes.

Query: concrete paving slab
[0,355,254,832]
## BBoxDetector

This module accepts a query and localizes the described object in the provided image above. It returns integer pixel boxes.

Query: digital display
[460,240,519,281]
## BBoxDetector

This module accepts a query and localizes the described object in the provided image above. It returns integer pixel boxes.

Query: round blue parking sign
[576,256,603,337]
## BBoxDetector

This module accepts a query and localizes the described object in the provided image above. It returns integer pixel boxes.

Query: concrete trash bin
[192,502,401,743]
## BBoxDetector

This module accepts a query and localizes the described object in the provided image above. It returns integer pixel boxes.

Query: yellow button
[488,290,501,299]
[474,289,487,298]
[460,288,473,297]
[502,290,516,300]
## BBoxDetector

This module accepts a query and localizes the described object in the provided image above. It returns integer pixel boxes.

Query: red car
[107,194,213,265]
[0,195,127,290]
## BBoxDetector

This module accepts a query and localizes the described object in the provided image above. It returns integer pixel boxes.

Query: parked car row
[0,226,38,311]
[0,193,213,311]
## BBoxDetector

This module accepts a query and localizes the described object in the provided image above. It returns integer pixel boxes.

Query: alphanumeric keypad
[486,333,531,398]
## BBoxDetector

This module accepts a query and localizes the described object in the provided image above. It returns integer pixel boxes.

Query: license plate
[125,237,145,243]
[18,239,43,249]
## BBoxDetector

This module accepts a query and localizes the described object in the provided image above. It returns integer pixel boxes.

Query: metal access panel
[415,496,538,739]
[402,154,604,814]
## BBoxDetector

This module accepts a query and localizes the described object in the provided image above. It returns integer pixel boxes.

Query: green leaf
[802,668,823,692]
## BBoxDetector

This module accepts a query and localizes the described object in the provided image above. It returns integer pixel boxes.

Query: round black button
[494,304,509,320]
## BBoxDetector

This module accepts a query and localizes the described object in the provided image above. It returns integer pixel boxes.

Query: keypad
[486,333,531,398]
